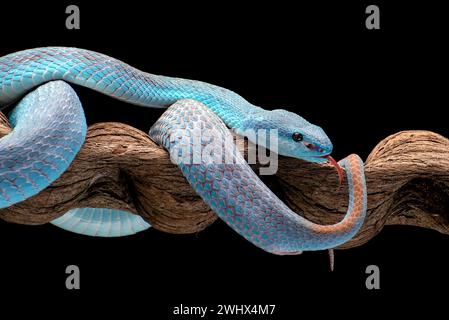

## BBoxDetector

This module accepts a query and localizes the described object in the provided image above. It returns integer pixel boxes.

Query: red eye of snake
[292,132,303,142]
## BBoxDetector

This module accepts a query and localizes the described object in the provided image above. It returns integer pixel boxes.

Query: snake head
[237,109,333,164]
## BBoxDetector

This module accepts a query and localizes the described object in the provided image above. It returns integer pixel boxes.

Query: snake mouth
[323,155,344,185]
[302,143,343,184]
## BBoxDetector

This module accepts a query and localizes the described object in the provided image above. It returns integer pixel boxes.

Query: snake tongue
[324,155,344,185]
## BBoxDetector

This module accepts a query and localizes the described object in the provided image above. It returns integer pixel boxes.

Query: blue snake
[0,47,367,254]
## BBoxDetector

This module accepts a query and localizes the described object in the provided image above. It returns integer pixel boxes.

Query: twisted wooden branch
[1,111,448,249]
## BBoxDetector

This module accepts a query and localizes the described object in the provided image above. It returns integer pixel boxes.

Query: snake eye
[292,132,303,142]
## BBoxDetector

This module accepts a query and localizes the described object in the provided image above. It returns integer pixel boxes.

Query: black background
[0,0,447,318]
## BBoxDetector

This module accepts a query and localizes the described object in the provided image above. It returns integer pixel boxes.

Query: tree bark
[1,112,448,249]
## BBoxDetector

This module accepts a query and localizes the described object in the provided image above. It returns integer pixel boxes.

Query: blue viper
[0,47,367,254]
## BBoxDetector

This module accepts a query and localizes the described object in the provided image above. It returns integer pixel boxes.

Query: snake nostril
[304,143,327,154]
[304,143,314,150]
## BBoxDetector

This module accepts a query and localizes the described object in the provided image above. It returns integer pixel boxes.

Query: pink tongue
[324,155,344,185]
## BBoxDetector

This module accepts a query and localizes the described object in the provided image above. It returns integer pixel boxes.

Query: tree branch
[1,112,448,248]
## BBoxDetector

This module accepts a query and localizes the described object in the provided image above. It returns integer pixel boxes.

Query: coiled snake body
[0,47,367,254]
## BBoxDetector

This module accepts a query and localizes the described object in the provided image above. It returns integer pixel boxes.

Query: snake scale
[0,47,367,254]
